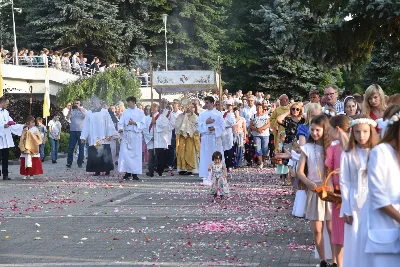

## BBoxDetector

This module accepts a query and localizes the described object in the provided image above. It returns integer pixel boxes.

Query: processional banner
[152,71,218,94]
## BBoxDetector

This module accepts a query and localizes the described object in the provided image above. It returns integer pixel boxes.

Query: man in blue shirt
[66,98,86,168]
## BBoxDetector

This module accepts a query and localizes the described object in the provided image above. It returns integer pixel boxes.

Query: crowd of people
[0,84,399,267]
[1,47,115,76]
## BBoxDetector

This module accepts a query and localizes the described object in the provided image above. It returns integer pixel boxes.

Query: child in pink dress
[326,115,350,267]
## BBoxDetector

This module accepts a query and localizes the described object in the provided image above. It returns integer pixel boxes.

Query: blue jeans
[49,138,59,161]
[233,141,244,167]
[67,131,84,165]
[39,144,45,160]
[253,135,269,156]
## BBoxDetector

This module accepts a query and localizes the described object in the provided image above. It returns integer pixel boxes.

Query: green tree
[20,0,124,62]
[363,40,400,92]
[145,0,232,70]
[250,1,336,98]
[289,0,400,67]
[220,0,262,92]
[57,68,141,106]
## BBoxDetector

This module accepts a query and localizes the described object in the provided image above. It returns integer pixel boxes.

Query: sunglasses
[324,92,336,97]
[291,108,300,111]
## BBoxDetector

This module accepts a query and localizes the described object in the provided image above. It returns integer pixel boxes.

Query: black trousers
[224,147,235,169]
[0,148,9,177]
[148,148,168,175]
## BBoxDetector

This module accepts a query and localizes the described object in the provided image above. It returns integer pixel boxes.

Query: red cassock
[20,158,44,176]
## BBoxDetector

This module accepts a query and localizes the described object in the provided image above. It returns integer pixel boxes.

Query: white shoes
[23,176,34,180]
[259,163,264,169]
[22,176,27,180]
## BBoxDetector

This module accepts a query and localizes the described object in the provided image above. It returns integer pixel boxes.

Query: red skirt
[20,157,44,176]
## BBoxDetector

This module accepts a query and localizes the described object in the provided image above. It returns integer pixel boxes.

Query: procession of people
[0,84,399,267]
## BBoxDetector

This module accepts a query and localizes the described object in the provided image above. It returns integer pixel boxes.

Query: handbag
[365,205,400,254]
[293,190,307,217]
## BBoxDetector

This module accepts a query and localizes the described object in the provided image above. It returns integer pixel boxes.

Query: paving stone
[0,161,320,267]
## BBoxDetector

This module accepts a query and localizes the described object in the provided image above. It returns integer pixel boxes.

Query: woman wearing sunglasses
[276,102,305,185]
[277,103,305,148]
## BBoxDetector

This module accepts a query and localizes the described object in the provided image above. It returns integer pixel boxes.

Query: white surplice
[143,113,170,149]
[198,109,224,178]
[161,109,175,146]
[355,143,400,267]
[0,109,18,148]
[340,147,369,267]
[80,110,118,146]
[221,110,235,151]
[117,107,146,174]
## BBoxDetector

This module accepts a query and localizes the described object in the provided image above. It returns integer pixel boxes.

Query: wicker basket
[313,169,342,204]
[271,157,283,165]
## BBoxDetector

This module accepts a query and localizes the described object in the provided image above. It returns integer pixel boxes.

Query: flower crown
[350,118,377,128]
[388,111,400,126]
[377,112,400,134]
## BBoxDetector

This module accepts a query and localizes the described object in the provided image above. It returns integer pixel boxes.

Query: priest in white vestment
[0,98,24,180]
[80,104,118,176]
[167,101,183,170]
[198,96,224,178]
[117,96,146,180]
[143,103,170,177]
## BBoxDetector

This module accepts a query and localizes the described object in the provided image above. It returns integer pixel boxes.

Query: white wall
[2,64,182,104]
[2,64,79,95]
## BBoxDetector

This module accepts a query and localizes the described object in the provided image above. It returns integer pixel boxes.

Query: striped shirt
[334,101,345,114]
[325,101,344,114]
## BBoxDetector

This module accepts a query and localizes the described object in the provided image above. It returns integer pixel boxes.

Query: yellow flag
[43,66,50,118]
[0,57,3,98]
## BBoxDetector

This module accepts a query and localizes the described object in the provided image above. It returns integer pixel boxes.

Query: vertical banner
[43,67,50,118]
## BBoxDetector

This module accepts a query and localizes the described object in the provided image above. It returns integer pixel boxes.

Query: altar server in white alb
[0,98,24,180]
[198,96,224,179]
[159,99,176,171]
[80,99,118,176]
[118,96,146,180]
[354,105,400,267]
[221,104,235,173]
[143,102,170,177]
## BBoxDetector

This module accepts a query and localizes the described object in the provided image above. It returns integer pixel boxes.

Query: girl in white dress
[297,114,332,267]
[340,115,379,267]
[355,105,400,267]
[209,151,229,202]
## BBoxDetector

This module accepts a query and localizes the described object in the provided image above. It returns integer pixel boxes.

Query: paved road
[0,161,318,267]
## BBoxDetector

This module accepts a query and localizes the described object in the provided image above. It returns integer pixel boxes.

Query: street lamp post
[162,14,168,71]
[11,0,18,65]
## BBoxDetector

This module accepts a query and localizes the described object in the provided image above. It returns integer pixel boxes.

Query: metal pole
[0,10,2,49]
[218,56,222,112]
[149,51,155,156]
[29,85,33,115]
[11,0,18,65]
[164,19,168,71]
